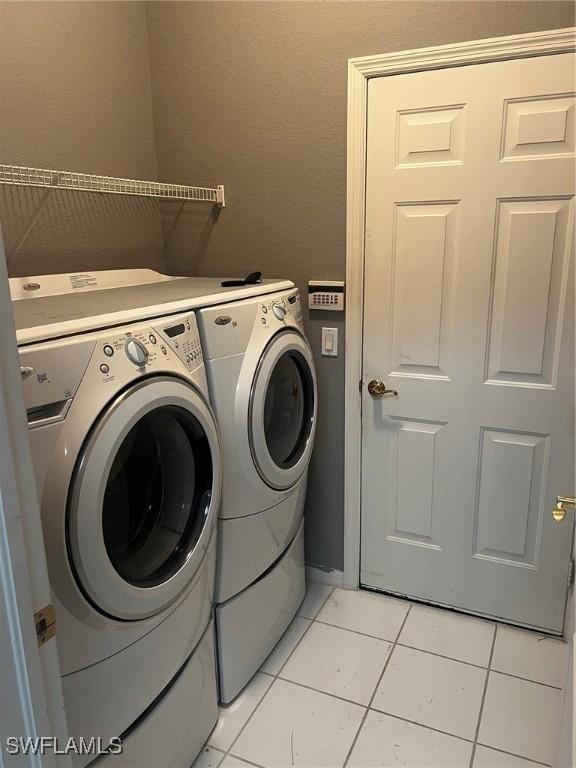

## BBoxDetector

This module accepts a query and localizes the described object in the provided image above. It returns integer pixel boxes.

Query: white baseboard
[306,565,345,588]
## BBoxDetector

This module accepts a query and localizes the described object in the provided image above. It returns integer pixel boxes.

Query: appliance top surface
[12,274,294,345]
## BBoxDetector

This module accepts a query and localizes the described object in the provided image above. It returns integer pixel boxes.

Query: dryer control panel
[198,289,304,361]
[258,291,303,331]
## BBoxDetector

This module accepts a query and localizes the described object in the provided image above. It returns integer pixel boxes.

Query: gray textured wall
[1,1,573,572]
[0,1,164,276]
[146,1,574,572]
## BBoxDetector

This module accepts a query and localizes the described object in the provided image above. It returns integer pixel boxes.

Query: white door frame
[0,223,71,767]
[343,26,576,591]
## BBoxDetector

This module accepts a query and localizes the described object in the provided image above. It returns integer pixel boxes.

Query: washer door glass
[264,352,310,469]
[102,405,212,587]
[67,376,221,621]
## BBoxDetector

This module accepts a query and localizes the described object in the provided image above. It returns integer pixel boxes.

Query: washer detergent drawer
[216,519,305,704]
[98,621,218,768]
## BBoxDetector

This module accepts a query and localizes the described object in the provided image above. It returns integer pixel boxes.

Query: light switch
[321,327,338,357]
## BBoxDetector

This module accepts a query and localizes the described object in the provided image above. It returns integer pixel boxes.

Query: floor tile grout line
[200,746,225,768]
[296,582,336,622]
[474,742,552,767]
[469,622,498,768]
[208,686,552,768]
[223,672,489,753]
[488,668,564,691]
[222,585,335,763]
[312,619,563,690]
[368,706,475,745]
[312,617,412,646]
[260,616,312,677]
[396,641,492,670]
[237,676,554,768]
[221,623,314,757]
[396,645,563,690]
[363,706,552,767]
[225,752,267,768]
[278,586,336,676]
[342,603,414,768]
[476,741,552,768]
[208,747,264,768]
[274,675,370,709]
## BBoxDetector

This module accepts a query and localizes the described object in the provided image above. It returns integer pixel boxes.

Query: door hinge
[34,603,56,647]
[567,559,575,589]
[359,379,363,393]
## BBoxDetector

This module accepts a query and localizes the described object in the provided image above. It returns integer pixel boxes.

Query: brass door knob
[367,379,398,398]
[553,503,566,522]
[552,495,576,522]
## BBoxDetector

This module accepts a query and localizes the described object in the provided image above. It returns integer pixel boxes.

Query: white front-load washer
[197,288,317,703]
[14,288,222,767]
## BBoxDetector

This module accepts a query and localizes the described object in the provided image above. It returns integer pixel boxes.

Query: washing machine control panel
[154,316,204,370]
[94,312,203,383]
[19,312,206,428]
[259,291,303,330]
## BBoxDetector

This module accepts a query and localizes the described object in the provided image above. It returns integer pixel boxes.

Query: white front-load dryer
[197,288,317,703]
[18,307,222,767]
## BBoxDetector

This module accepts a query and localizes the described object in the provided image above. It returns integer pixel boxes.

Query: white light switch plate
[321,327,338,357]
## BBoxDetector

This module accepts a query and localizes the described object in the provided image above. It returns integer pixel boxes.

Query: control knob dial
[125,338,149,366]
[272,304,287,320]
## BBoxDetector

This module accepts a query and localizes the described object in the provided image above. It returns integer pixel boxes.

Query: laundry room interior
[0,2,575,768]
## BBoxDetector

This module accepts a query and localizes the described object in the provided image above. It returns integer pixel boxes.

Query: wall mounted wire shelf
[0,164,225,264]
[0,165,226,207]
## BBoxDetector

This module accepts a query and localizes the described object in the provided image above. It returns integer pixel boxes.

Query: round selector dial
[272,303,287,320]
[125,338,149,366]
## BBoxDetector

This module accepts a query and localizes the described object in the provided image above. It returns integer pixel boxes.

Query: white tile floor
[195,583,568,768]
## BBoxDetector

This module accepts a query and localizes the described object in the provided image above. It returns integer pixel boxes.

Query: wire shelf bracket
[0,165,226,207]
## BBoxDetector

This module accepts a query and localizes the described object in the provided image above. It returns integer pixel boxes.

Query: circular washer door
[67,376,221,621]
[250,330,317,490]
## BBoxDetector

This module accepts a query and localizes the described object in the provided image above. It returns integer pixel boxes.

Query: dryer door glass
[263,350,314,469]
[102,405,212,587]
[250,330,317,491]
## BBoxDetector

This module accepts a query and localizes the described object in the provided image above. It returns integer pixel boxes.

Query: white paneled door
[361,52,575,633]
